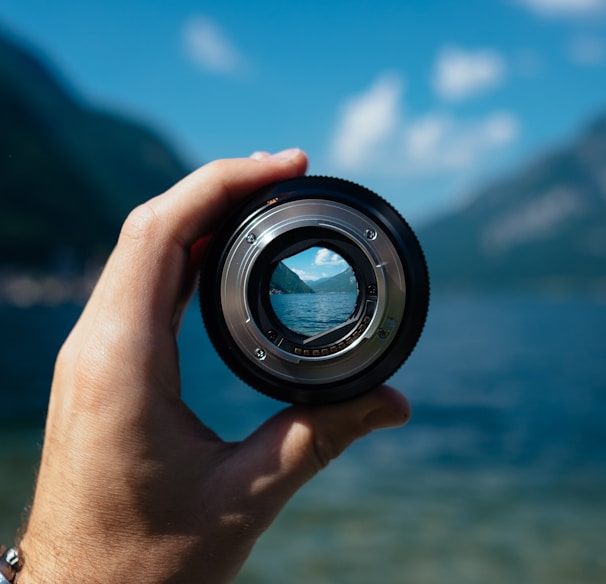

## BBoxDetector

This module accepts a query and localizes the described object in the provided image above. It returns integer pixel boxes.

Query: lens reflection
[269,246,358,337]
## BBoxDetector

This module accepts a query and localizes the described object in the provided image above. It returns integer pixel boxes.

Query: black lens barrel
[200,176,429,404]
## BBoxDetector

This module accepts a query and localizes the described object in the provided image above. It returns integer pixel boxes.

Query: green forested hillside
[270,262,315,294]
[0,29,190,270]
[311,267,358,294]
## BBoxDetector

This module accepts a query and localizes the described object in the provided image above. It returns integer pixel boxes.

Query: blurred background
[1,1,605,582]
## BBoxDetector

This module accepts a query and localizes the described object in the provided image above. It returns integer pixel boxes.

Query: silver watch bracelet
[0,546,22,583]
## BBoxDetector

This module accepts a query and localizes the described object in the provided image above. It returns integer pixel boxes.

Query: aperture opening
[269,246,359,337]
[246,227,377,356]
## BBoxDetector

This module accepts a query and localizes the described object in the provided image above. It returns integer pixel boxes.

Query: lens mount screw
[255,348,267,360]
[246,233,256,244]
[365,228,377,240]
[378,328,389,340]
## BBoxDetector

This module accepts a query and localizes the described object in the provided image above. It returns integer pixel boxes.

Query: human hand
[18,150,411,584]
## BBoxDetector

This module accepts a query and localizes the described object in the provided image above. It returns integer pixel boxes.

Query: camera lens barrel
[200,176,429,404]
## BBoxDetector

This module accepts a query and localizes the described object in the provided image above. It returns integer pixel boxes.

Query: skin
[17,149,411,584]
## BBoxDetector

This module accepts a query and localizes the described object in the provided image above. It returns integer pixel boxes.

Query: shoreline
[0,269,100,308]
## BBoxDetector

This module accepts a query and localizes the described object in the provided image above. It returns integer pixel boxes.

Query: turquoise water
[270,293,358,336]
[1,294,605,583]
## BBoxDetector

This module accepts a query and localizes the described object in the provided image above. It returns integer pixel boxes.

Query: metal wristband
[0,546,22,583]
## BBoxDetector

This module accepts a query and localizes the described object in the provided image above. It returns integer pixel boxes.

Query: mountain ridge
[0,28,190,271]
[309,267,358,294]
[418,112,606,293]
[269,262,315,294]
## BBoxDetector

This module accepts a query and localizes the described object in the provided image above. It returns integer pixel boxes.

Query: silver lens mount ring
[200,176,429,404]
[221,199,404,382]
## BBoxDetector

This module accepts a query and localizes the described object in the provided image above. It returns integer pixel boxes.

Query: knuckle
[203,158,232,176]
[120,203,161,243]
[52,339,74,383]
[309,419,370,472]
[311,430,342,471]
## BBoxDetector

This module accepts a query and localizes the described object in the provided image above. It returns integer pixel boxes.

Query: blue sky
[282,247,349,282]
[1,0,606,223]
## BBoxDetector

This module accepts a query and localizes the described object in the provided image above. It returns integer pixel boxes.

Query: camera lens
[200,176,429,404]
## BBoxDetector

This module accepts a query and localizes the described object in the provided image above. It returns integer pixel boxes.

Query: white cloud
[513,0,606,17]
[291,268,320,282]
[568,36,606,65]
[403,112,520,172]
[330,74,520,177]
[183,16,245,75]
[433,46,506,101]
[330,73,403,170]
[314,249,347,268]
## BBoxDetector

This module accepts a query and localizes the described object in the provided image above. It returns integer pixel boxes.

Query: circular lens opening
[269,246,359,337]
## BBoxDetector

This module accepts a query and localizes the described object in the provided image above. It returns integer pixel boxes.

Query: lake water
[270,292,358,336]
[1,294,605,583]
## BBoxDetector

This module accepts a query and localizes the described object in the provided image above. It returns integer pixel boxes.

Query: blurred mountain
[270,262,315,294]
[419,113,606,293]
[310,267,358,294]
[0,29,190,271]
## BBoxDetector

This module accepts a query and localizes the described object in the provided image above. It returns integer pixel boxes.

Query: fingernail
[364,405,410,430]
[270,148,302,161]
[250,148,302,162]
[250,151,272,161]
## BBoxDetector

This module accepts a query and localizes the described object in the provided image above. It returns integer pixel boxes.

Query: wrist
[13,535,61,584]
[17,528,193,584]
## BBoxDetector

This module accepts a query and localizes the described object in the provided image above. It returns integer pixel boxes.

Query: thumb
[232,385,411,523]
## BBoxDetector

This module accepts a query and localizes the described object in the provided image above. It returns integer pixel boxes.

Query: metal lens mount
[200,176,429,404]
